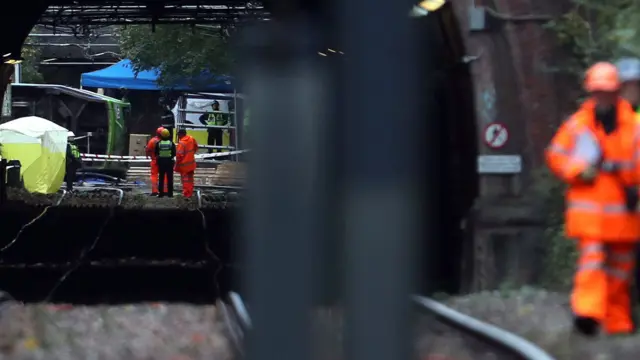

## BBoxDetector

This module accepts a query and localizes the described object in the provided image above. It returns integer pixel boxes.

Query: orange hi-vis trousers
[181,171,195,197]
[571,238,636,334]
[150,163,169,193]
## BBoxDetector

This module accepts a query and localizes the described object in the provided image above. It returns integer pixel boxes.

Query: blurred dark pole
[340,0,421,360]
[240,10,329,360]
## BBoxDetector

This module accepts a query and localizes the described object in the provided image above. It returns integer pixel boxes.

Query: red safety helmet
[156,127,165,136]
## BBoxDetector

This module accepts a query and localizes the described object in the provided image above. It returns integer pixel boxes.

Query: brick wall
[449,1,579,289]
[451,0,577,171]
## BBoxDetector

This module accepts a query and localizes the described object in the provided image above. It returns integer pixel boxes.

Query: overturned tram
[0,1,478,304]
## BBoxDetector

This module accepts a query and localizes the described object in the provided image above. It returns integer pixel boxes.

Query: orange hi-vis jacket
[146,136,161,165]
[546,98,640,241]
[176,135,198,173]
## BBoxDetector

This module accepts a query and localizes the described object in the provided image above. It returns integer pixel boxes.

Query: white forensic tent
[0,116,69,194]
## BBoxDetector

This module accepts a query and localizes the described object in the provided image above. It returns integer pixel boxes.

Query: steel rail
[228,291,252,330]
[195,189,202,208]
[226,294,555,359]
[412,295,555,360]
[218,298,245,356]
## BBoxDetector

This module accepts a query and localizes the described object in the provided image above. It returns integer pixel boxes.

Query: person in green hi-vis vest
[199,100,228,154]
[616,58,640,113]
[65,136,82,191]
[154,128,176,198]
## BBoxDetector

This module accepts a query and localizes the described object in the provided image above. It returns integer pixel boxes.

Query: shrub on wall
[531,168,577,291]
[545,0,639,76]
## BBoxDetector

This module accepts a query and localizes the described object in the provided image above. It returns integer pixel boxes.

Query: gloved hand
[624,186,639,213]
[579,166,598,182]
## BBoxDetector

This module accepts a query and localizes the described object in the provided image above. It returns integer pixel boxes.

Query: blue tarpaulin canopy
[80,59,234,92]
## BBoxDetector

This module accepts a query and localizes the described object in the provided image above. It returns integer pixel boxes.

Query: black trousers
[157,159,174,197]
[65,164,78,191]
[207,129,223,153]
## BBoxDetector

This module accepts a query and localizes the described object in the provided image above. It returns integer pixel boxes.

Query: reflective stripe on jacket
[545,98,640,240]
[176,135,198,173]
[207,113,227,126]
[157,140,173,158]
[69,144,80,159]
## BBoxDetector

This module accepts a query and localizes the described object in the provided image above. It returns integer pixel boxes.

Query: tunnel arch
[414,3,479,295]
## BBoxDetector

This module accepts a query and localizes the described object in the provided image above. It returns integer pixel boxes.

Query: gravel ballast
[0,303,234,360]
[430,288,640,359]
[312,288,640,360]
[0,289,638,359]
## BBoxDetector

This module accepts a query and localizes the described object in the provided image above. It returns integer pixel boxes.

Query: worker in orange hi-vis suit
[146,127,168,196]
[546,61,640,337]
[175,128,198,197]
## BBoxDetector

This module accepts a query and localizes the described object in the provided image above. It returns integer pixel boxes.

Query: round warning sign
[483,122,509,149]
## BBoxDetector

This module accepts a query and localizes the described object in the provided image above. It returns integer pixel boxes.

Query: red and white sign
[483,122,508,149]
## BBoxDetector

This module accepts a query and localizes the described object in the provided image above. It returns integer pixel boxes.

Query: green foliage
[531,167,577,291]
[545,0,640,76]
[540,224,577,291]
[117,25,232,89]
[20,40,44,83]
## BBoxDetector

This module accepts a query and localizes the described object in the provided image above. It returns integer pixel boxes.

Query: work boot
[573,316,600,336]
[150,192,159,197]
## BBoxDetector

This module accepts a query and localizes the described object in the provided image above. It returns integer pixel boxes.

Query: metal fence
[242,0,423,358]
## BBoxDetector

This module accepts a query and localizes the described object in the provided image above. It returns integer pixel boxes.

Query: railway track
[2,180,553,359]
[126,162,245,188]
[225,293,556,360]
[413,295,554,359]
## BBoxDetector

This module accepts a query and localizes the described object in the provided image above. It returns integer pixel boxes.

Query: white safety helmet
[616,57,640,82]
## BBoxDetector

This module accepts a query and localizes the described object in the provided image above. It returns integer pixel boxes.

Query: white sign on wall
[477,155,522,174]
